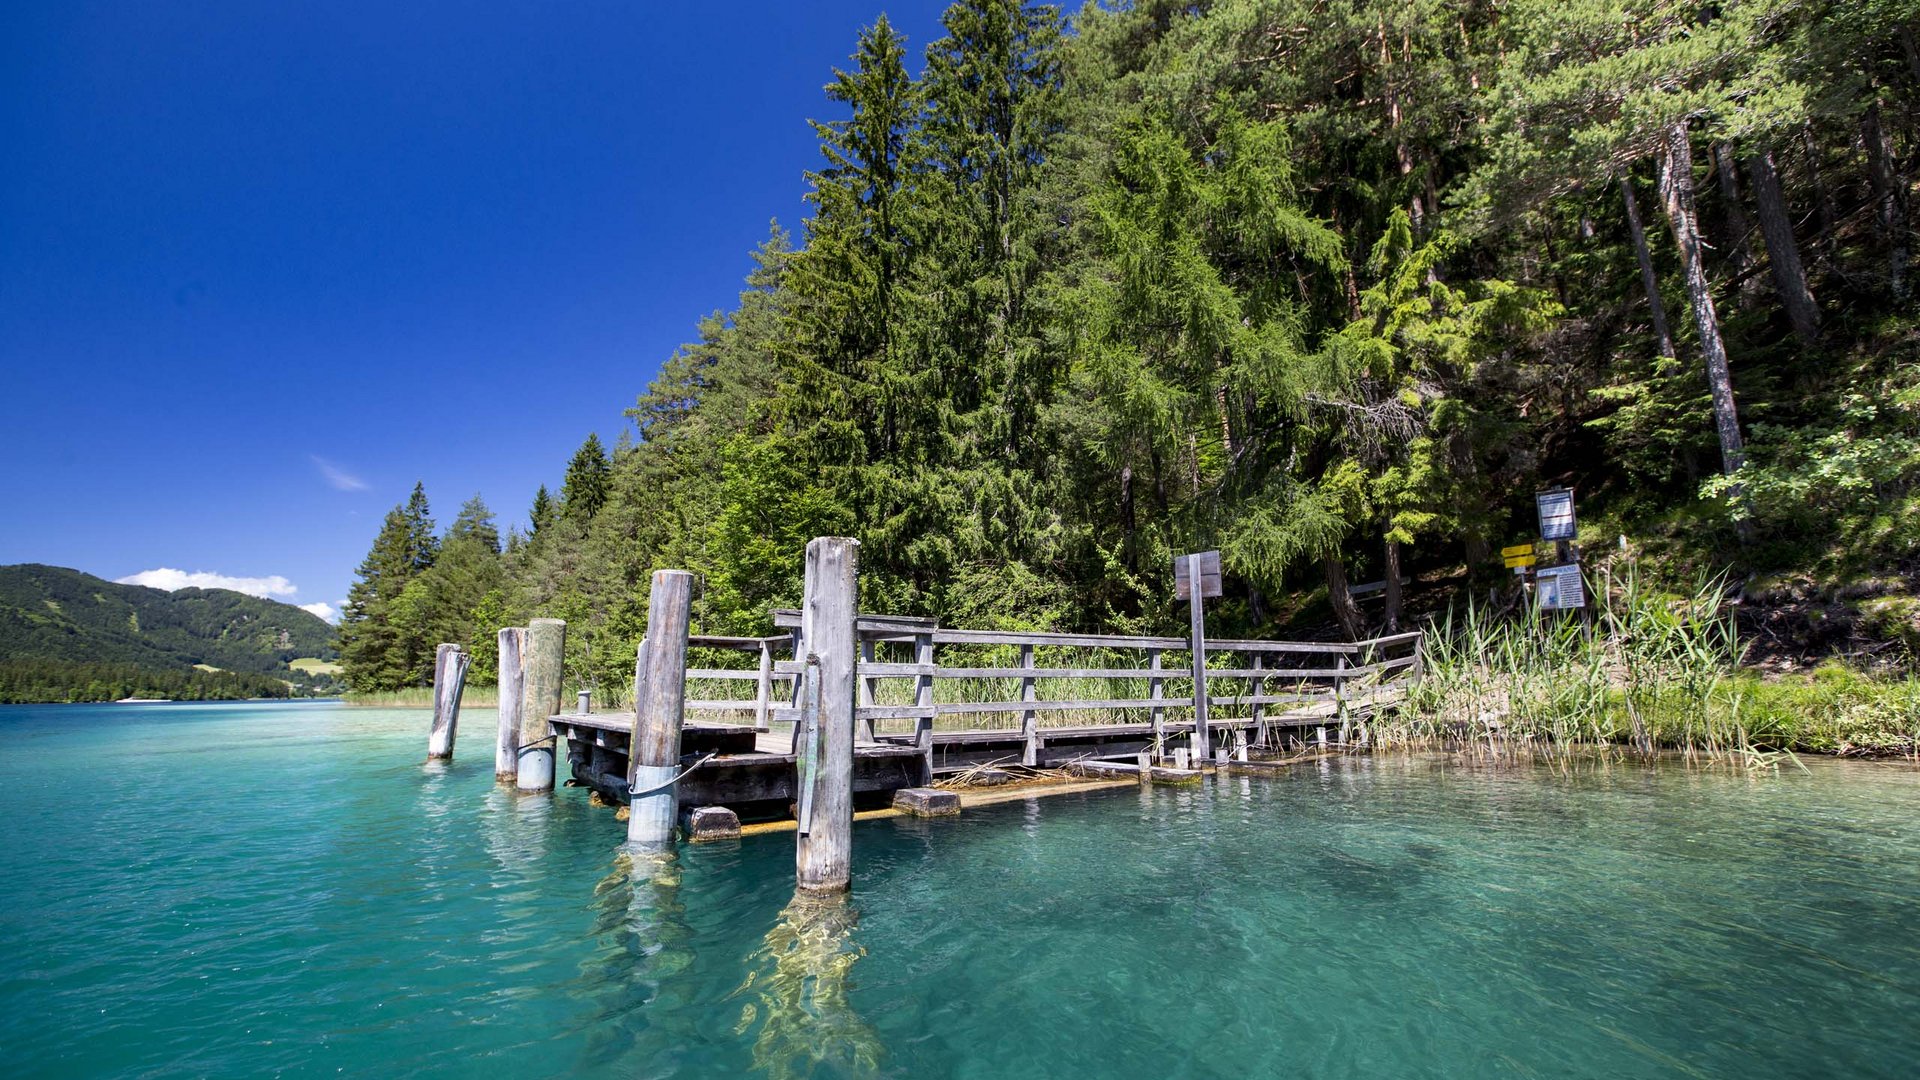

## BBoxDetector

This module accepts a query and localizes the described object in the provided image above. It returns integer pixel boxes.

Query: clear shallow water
[4,702,1920,1078]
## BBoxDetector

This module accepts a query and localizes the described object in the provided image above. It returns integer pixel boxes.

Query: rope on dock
[629,751,718,801]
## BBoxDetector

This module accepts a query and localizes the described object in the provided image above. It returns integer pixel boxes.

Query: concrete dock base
[892,788,961,817]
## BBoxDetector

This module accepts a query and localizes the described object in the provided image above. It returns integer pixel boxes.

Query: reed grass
[1392,560,1920,764]
[340,686,500,709]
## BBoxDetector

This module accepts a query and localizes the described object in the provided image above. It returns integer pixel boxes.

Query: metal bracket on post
[794,654,823,837]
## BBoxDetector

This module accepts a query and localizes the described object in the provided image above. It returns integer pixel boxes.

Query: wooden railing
[681,612,1422,763]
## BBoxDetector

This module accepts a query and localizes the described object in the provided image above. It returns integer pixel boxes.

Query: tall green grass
[1396,561,1920,762]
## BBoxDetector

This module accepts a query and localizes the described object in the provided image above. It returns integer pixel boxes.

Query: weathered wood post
[1019,643,1039,767]
[495,627,526,782]
[1188,554,1212,762]
[754,639,773,733]
[797,537,858,894]
[578,689,591,715]
[629,570,694,851]
[516,618,566,793]
[913,631,936,785]
[1148,647,1166,762]
[426,643,468,761]
[1250,652,1268,748]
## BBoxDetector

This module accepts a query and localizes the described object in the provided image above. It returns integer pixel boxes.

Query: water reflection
[733,890,884,1079]
[575,849,699,1070]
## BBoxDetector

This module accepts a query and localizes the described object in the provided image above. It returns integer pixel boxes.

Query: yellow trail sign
[1504,554,1536,569]
[1500,544,1535,559]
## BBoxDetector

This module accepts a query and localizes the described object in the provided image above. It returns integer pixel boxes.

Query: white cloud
[117,568,300,599]
[311,455,368,491]
[299,601,341,623]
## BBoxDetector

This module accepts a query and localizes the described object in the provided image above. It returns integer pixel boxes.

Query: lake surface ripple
[3,701,1918,1078]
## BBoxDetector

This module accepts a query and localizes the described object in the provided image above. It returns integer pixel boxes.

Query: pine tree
[529,485,555,536]
[560,434,611,524]
[338,483,438,691]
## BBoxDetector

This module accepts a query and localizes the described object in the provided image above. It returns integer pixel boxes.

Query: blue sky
[0,0,947,621]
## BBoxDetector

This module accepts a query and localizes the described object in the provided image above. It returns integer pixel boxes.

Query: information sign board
[1535,564,1586,610]
[1536,488,1577,541]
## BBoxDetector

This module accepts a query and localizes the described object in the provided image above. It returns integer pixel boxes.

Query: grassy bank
[341,687,500,709]
[1390,562,1920,762]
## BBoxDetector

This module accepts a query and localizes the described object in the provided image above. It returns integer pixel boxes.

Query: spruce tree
[560,434,611,524]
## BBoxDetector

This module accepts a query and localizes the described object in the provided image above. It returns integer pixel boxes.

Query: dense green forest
[339,0,1920,699]
[0,660,296,704]
[0,564,342,701]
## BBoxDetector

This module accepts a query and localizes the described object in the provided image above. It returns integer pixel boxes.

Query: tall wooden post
[797,537,858,894]
[1019,643,1039,767]
[754,639,773,733]
[1250,652,1268,748]
[913,631,935,785]
[495,627,526,782]
[516,618,566,793]
[426,643,467,761]
[1188,553,1212,762]
[629,570,694,850]
[1148,648,1165,762]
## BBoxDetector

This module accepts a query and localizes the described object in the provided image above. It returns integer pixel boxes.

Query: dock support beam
[797,537,858,894]
[426,643,468,761]
[495,627,526,781]
[516,618,566,793]
[628,570,693,851]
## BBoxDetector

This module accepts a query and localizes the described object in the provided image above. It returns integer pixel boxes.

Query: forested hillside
[0,564,336,672]
[340,0,1920,699]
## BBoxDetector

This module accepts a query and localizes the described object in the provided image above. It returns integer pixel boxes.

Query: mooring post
[495,627,527,782]
[796,537,858,894]
[1188,553,1212,762]
[578,689,591,715]
[426,643,468,761]
[516,618,566,793]
[628,570,694,850]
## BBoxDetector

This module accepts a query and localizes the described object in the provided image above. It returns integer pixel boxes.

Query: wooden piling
[796,537,858,894]
[577,689,591,715]
[628,570,694,850]
[426,643,467,761]
[516,618,566,793]
[495,627,525,781]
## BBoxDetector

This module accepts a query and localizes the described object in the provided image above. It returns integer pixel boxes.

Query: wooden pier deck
[549,683,1407,820]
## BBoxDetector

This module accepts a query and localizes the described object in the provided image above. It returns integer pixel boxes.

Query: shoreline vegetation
[1393,561,1920,765]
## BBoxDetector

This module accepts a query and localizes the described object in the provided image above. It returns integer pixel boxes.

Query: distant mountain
[0,564,336,675]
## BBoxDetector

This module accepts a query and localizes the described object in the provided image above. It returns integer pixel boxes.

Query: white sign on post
[1536,488,1576,541]
[1535,564,1586,610]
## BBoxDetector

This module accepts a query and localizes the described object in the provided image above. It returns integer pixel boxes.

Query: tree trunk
[1382,538,1403,635]
[1323,553,1365,641]
[1655,123,1746,479]
[1620,176,1677,359]
[1863,100,1910,300]
[1711,143,1761,304]
[1748,149,1821,346]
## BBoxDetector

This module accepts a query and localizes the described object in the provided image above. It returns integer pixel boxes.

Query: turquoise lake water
[4,700,1920,1078]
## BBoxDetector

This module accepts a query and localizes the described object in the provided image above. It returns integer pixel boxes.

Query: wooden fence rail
[680,612,1423,770]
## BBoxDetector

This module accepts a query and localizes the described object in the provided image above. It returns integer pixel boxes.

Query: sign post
[1175,550,1222,763]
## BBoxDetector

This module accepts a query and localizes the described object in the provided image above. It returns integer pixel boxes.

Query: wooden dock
[548,613,1417,822]
[442,538,1427,891]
